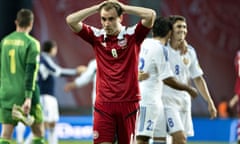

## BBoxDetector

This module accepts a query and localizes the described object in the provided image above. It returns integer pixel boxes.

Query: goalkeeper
[0,9,45,144]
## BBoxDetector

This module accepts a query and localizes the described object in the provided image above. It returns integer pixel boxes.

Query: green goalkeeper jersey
[0,31,40,109]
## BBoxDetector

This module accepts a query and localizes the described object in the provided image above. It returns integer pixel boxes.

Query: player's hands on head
[98,0,124,12]
[110,0,125,11]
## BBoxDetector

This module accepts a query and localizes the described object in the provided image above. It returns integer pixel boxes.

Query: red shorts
[93,101,140,144]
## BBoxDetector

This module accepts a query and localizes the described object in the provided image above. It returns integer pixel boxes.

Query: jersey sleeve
[76,24,98,46]
[40,55,77,77]
[134,22,151,45]
[188,45,203,78]
[25,39,40,98]
[155,46,174,80]
[74,59,96,87]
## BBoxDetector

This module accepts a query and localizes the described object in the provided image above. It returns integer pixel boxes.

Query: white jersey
[137,38,173,137]
[162,43,203,111]
[139,38,173,105]
[75,59,97,105]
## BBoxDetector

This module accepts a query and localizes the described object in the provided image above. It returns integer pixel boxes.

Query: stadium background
[0,0,239,143]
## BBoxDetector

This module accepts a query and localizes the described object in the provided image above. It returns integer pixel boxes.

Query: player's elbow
[66,15,81,32]
[66,15,74,26]
[142,10,156,28]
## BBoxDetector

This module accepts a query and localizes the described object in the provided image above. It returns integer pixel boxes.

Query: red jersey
[234,51,240,95]
[77,22,150,102]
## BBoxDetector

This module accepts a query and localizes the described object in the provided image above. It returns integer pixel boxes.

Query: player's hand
[76,65,87,75]
[97,1,111,12]
[107,0,125,12]
[187,86,198,99]
[22,98,31,115]
[178,40,188,55]
[138,71,149,81]
[64,82,77,92]
[208,102,217,119]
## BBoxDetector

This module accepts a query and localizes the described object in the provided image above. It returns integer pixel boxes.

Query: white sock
[166,135,172,144]
[24,132,33,144]
[48,127,58,144]
[16,122,26,144]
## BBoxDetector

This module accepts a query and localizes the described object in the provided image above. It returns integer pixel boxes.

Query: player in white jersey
[64,59,97,105]
[136,17,198,144]
[162,15,217,144]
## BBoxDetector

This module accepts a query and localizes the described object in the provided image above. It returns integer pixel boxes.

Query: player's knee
[48,122,56,128]
[176,139,186,144]
[172,131,186,144]
[31,123,45,137]
[1,129,13,139]
[136,135,150,144]
[173,136,186,144]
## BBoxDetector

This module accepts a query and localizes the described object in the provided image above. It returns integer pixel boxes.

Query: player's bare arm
[22,98,32,115]
[66,1,107,32]
[76,65,87,75]
[138,71,149,81]
[229,94,238,108]
[112,0,156,28]
[193,76,217,119]
[64,82,77,92]
[163,77,198,98]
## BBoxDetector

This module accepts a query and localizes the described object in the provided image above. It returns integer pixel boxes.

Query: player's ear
[119,15,123,23]
[15,20,18,26]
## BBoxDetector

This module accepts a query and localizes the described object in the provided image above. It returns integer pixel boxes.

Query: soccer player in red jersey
[230,50,240,144]
[66,0,156,144]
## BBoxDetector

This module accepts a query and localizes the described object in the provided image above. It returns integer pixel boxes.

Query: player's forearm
[59,68,78,77]
[229,95,238,107]
[47,60,78,77]
[164,77,198,98]
[74,74,91,87]
[163,77,189,91]
[193,76,213,103]
[25,63,38,98]
[66,5,99,32]
[123,5,156,28]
